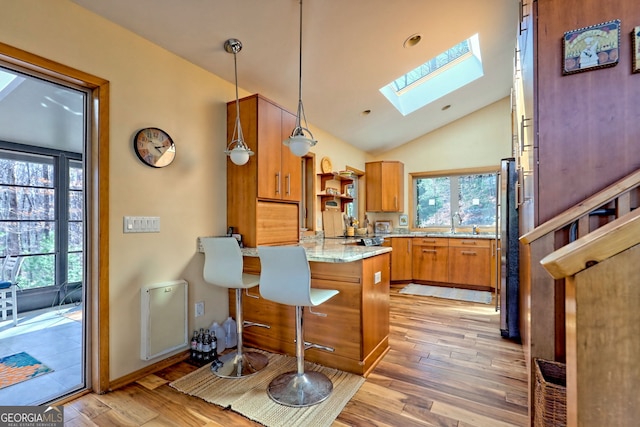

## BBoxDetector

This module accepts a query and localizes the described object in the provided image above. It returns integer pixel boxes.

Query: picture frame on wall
[633,26,640,73]
[562,19,621,75]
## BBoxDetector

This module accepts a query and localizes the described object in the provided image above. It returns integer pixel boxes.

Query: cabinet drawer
[413,237,448,247]
[448,238,491,248]
[448,246,491,286]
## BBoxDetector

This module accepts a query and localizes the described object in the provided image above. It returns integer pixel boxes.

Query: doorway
[0,43,109,404]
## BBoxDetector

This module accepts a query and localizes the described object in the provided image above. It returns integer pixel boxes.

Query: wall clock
[134,127,176,168]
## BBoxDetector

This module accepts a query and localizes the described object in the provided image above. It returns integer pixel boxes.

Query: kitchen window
[411,167,497,229]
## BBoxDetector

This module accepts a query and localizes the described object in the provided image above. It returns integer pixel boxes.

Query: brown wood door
[256,98,283,199]
[380,162,403,212]
[390,237,412,281]
[448,239,491,287]
[280,109,302,202]
[412,241,448,283]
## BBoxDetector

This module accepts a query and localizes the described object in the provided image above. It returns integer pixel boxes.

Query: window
[412,169,497,229]
[0,143,83,290]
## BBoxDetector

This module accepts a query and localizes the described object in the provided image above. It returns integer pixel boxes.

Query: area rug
[0,352,53,390]
[399,283,492,304]
[170,350,364,427]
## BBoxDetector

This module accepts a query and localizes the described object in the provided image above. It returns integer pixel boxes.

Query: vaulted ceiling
[71,0,518,155]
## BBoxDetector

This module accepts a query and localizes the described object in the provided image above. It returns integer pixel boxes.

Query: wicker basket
[534,358,567,427]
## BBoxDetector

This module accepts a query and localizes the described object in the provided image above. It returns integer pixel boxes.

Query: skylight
[380,34,483,116]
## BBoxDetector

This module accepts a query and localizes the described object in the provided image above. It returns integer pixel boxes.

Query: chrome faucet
[451,212,462,234]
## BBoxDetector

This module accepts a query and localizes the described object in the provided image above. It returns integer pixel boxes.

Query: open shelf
[318,173,354,211]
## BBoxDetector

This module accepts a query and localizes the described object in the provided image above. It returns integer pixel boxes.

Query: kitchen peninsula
[200,238,391,376]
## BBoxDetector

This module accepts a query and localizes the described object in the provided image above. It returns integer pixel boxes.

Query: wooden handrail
[520,168,640,245]
[540,208,640,279]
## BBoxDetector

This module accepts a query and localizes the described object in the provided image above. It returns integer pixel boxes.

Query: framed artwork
[633,26,640,73]
[562,19,620,75]
[398,214,409,227]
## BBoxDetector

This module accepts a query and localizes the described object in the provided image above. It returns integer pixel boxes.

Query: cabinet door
[412,243,448,282]
[390,237,412,281]
[381,162,403,212]
[256,98,284,199]
[280,109,302,202]
[448,239,491,286]
[365,161,404,212]
[256,201,299,246]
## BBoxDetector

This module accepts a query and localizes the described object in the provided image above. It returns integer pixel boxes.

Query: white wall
[368,97,513,227]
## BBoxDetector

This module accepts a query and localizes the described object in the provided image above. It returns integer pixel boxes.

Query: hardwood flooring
[63,286,528,426]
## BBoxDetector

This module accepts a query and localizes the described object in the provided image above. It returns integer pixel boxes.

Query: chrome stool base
[267,371,333,407]
[211,350,268,378]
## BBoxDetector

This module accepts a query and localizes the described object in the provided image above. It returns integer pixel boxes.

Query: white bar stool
[202,237,269,378]
[258,246,339,407]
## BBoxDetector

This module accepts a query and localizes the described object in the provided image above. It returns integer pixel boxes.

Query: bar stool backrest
[202,237,244,289]
[258,246,313,307]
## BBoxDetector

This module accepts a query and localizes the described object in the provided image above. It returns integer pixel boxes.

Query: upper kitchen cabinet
[365,161,404,212]
[241,95,302,201]
[227,94,301,248]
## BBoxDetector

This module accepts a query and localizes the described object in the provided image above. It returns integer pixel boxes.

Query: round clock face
[134,127,176,168]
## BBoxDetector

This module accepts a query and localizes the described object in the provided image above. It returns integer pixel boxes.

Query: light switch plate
[374,271,382,284]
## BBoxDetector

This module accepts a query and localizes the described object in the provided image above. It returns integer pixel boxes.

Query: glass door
[0,64,88,404]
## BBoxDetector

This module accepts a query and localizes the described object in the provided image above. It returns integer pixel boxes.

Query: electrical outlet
[374,271,381,284]
[195,301,204,317]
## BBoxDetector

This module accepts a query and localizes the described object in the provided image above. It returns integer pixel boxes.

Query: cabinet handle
[286,173,291,195]
[461,251,477,256]
[407,240,410,254]
[461,241,477,245]
[422,249,437,253]
[275,172,280,195]
[422,239,436,244]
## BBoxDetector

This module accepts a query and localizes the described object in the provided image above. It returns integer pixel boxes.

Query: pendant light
[224,38,254,166]
[283,0,317,157]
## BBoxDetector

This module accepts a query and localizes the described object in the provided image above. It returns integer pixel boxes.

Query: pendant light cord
[233,50,245,145]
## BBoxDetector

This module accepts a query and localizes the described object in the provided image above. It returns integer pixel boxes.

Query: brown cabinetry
[365,161,404,212]
[409,236,494,288]
[227,94,301,247]
[230,254,390,376]
[384,237,412,282]
[412,237,449,283]
[448,238,491,287]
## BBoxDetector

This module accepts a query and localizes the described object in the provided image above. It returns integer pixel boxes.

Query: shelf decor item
[633,26,640,73]
[562,19,620,75]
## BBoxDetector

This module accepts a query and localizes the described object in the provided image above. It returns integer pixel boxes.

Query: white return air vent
[141,280,188,360]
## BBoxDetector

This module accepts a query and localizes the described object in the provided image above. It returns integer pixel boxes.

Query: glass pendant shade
[224,38,254,166]
[228,144,251,165]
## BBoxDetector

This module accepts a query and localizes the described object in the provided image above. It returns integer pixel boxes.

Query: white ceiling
[71,0,518,155]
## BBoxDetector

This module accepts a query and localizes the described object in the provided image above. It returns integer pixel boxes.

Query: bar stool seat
[0,255,23,327]
[258,245,339,407]
[202,237,268,378]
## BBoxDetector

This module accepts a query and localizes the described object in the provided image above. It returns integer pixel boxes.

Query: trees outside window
[413,170,497,228]
[0,144,83,292]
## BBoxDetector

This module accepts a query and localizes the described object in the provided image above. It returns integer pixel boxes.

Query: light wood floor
[63,286,528,426]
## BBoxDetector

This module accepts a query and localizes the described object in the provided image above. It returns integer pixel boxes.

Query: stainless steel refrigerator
[496,158,520,340]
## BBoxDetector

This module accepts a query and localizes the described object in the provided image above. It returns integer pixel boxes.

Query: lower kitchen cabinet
[448,238,491,287]
[385,236,496,289]
[412,237,449,283]
[383,237,412,282]
[230,253,390,376]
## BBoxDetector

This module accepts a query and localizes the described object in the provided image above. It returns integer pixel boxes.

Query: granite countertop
[240,239,391,263]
